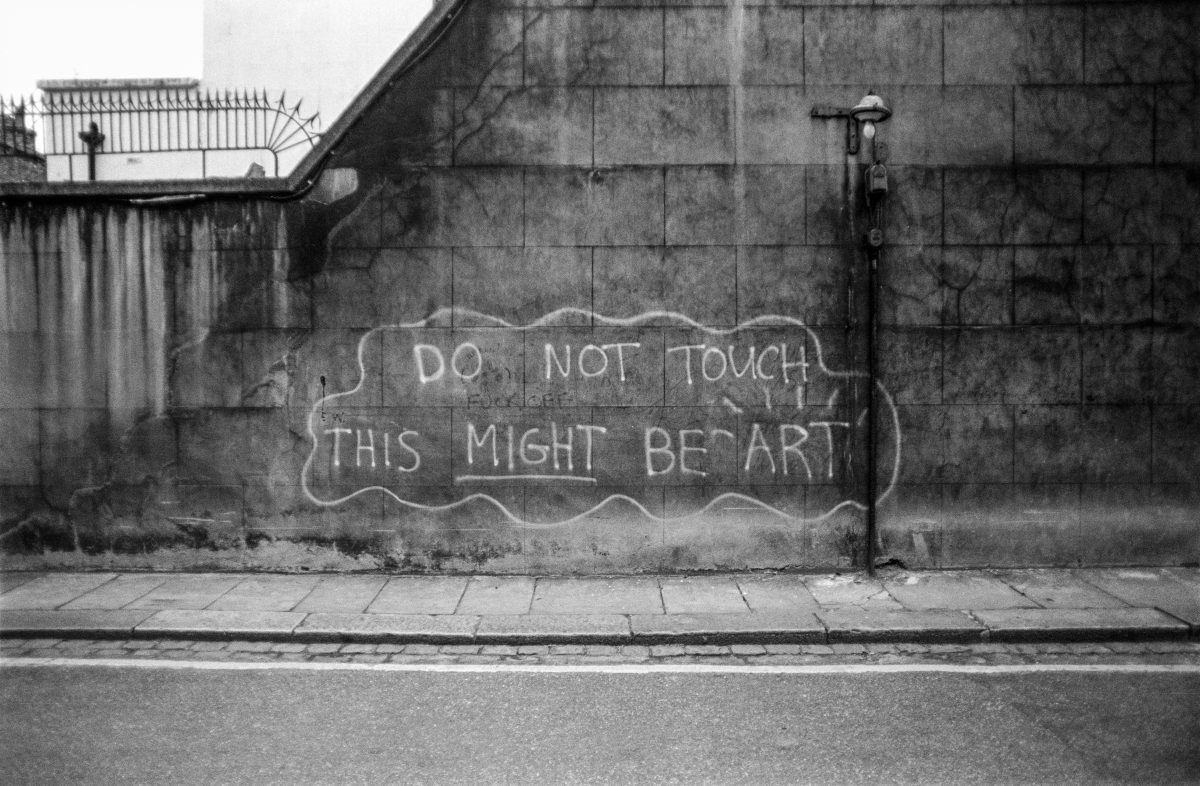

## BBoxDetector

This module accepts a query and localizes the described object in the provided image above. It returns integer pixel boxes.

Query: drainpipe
[812,93,892,574]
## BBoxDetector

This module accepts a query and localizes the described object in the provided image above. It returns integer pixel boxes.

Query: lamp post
[78,121,105,181]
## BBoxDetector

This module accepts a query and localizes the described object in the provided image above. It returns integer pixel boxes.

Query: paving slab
[1079,569,1200,631]
[992,570,1129,609]
[475,614,630,644]
[456,576,535,615]
[292,576,387,613]
[0,572,45,594]
[735,575,820,613]
[884,573,1039,611]
[0,609,155,637]
[818,608,984,643]
[630,612,825,644]
[132,609,304,639]
[59,574,168,610]
[295,613,479,643]
[531,577,663,615]
[124,576,242,610]
[802,575,901,609]
[659,576,749,614]
[972,607,1190,642]
[366,576,469,614]
[206,576,323,612]
[0,573,117,610]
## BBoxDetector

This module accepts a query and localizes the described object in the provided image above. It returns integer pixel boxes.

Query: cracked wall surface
[2,0,1198,572]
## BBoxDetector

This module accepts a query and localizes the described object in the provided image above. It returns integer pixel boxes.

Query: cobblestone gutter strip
[0,607,1192,646]
[3,637,1200,668]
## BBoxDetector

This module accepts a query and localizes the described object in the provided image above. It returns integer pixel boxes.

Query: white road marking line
[3,658,1199,676]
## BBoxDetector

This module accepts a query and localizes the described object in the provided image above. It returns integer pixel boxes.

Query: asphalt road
[2,663,1198,785]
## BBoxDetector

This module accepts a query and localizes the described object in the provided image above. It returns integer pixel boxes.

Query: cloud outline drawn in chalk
[301,308,901,528]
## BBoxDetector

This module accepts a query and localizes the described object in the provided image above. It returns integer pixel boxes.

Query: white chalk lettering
[578,344,608,378]
[779,424,812,480]
[744,423,777,474]
[414,344,445,383]
[395,430,421,473]
[810,421,851,479]
[678,429,708,477]
[325,427,351,467]
[451,342,483,381]
[576,424,607,471]
[644,427,675,476]
[520,428,549,465]
[467,423,498,467]
[356,428,377,468]
[551,423,574,471]
[701,347,728,382]
[666,344,705,385]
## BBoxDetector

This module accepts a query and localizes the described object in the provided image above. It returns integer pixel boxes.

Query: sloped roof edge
[0,0,468,202]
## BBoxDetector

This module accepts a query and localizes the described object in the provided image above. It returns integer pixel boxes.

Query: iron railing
[0,89,322,177]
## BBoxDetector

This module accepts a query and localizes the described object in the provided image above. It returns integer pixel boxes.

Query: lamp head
[849,92,891,125]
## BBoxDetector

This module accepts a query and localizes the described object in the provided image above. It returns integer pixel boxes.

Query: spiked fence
[0,88,322,177]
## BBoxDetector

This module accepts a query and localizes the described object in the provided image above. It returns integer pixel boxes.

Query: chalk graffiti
[301,308,902,527]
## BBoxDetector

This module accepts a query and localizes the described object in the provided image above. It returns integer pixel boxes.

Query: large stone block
[453,246,591,326]
[944,6,1083,85]
[940,247,1012,326]
[945,168,1082,245]
[593,245,737,326]
[1077,484,1196,566]
[170,332,242,408]
[1080,404,1152,485]
[380,169,525,247]
[665,7,728,85]
[738,87,822,165]
[176,409,301,486]
[1084,2,1197,84]
[313,248,453,330]
[940,405,1015,484]
[889,483,1082,568]
[1080,327,1153,406]
[441,7,525,88]
[1014,406,1081,484]
[1013,246,1081,325]
[1156,85,1200,165]
[877,245,942,327]
[595,87,733,165]
[525,167,664,246]
[943,327,1080,405]
[736,245,848,328]
[0,409,39,485]
[454,87,593,166]
[1015,86,1153,165]
[884,86,1013,167]
[525,8,663,86]
[1152,328,1200,404]
[876,328,941,406]
[1154,245,1200,325]
[805,7,941,86]
[1,252,38,331]
[0,333,42,409]
[212,247,312,330]
[665,6,807,87]
[1153,406,1200,484]
[1080,245,1153,325]
[1084,169,1200,245]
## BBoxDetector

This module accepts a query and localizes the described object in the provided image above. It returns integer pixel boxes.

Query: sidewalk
[1,568,1197,646]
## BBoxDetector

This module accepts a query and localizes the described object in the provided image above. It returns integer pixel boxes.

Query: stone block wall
[1,0,1197,572]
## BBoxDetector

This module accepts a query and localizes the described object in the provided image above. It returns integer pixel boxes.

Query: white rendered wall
[202,0,433,129]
